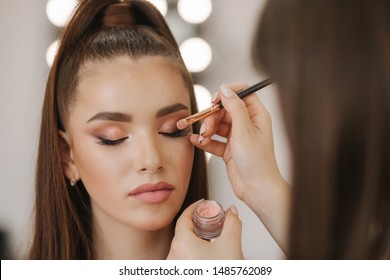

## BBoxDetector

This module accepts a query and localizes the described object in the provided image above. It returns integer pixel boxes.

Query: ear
[58,130,80,182]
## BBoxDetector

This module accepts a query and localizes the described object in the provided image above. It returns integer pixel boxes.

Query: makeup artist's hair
[28,0,208,259]
[252,0,390,259]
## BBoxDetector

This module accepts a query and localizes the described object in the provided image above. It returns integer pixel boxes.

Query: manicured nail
[199,123,206,136]
[198,135,205,144]
[230,205,239,216]
[220,84,234,98]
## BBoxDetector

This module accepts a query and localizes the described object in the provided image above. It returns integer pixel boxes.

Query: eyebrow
[86,112,132,123]
[155,103,189,118]
[86,103,189,123]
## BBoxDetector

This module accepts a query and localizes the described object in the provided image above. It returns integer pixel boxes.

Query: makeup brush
[177,78,273,130]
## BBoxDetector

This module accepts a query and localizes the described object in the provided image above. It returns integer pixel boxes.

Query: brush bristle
[177,119,188,130]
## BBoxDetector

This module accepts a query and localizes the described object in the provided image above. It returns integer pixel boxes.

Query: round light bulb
[146,0,168,16]
[46,40,59,67]
[177,0,212,24]
[180,37,212,73]
[46,0,78,27]
[194,84,211,112]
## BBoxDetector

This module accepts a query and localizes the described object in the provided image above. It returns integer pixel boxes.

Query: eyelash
[159,129,190,138]
[97,137,128,146]
[97,129,189,146]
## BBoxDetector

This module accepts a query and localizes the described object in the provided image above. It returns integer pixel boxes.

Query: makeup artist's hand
[188,83,290,253]
[167,200,244,260]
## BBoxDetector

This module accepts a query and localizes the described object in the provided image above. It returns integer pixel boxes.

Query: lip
[129,182,175,204]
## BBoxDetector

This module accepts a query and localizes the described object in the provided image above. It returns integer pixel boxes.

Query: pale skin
[169,83,291,258]
[59,55,195,259]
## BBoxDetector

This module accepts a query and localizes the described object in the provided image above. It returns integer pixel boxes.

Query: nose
[133,133,164,174]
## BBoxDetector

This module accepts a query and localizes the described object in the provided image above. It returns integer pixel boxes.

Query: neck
[92,207,174,260]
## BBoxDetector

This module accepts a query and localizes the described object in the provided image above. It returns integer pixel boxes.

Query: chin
[131,208,178,231]
[136,217,175,232]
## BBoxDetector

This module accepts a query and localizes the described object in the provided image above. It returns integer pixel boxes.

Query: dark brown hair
[253,0,390,259]
[29,0,208,259]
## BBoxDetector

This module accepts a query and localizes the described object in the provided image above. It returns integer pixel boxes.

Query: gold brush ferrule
[186,104,220,126]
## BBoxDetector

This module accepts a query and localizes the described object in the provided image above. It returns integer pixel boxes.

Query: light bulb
[46,0,78,27]
[46,40,59,67]
[180,37,212,73]
[146,0,168,16]
[177,0,212,24]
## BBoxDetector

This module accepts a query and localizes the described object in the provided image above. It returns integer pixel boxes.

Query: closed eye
[97,136,128,146]
[159,128,190,138]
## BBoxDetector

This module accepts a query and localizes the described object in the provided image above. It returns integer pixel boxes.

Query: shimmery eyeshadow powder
[192,200,225,240]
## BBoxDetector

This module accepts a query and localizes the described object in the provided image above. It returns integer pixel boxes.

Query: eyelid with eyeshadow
[96,127,190,146]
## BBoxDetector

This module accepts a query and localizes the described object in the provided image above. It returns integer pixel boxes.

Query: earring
[70,178,77,187]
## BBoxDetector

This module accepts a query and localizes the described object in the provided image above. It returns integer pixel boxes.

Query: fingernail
[221,84,233,98]
[230,205,239,216]
[199,123,206,136]
[211,92,218,103]
[198,135,205,144]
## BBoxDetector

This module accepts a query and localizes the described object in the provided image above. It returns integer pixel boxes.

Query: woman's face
[63,55,194,231]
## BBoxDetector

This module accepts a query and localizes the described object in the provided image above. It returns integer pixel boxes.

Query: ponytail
[102,1,178,47]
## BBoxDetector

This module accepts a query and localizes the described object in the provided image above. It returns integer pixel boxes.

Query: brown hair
[29,0,208,259]
[252,0,390,259]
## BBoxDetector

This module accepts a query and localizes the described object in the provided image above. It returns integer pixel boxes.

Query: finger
[218,84,254,137]
[197,109,226,138]
[219,206,242,244]
[201,83,253,137]
[202,83,248,137]
[225,84,272,128]
[188,134,227,157]
[198,83,248,138]
[211,83,246,106]
[215,122,232,138]
[225,82,248,93]
[225,82,266,112]
[199,121,231,140]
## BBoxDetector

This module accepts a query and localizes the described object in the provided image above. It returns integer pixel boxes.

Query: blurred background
[0,0,291,259]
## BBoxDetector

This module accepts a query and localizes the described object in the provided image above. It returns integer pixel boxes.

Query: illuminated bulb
[46,0,78,27]
[180,37,212,73]
[46,40,59,67]
[146,0,168,16]
[177,0,212,24]
[194,84,212,112]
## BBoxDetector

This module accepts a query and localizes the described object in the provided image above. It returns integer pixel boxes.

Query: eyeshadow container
[192,200,225,240]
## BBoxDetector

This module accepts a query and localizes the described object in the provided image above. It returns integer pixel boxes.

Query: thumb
[219,205,242,243]
[217,205,244,259]
[219,84,253,136]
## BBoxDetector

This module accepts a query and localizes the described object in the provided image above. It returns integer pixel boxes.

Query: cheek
[72,139,124,194]
[167,140,194,184]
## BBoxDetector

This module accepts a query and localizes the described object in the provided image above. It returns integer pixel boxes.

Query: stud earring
[70,178,77,187]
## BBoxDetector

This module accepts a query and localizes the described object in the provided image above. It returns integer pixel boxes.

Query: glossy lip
[129,182,175,204]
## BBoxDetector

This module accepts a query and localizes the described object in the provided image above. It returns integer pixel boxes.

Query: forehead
[75,55,191,117]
